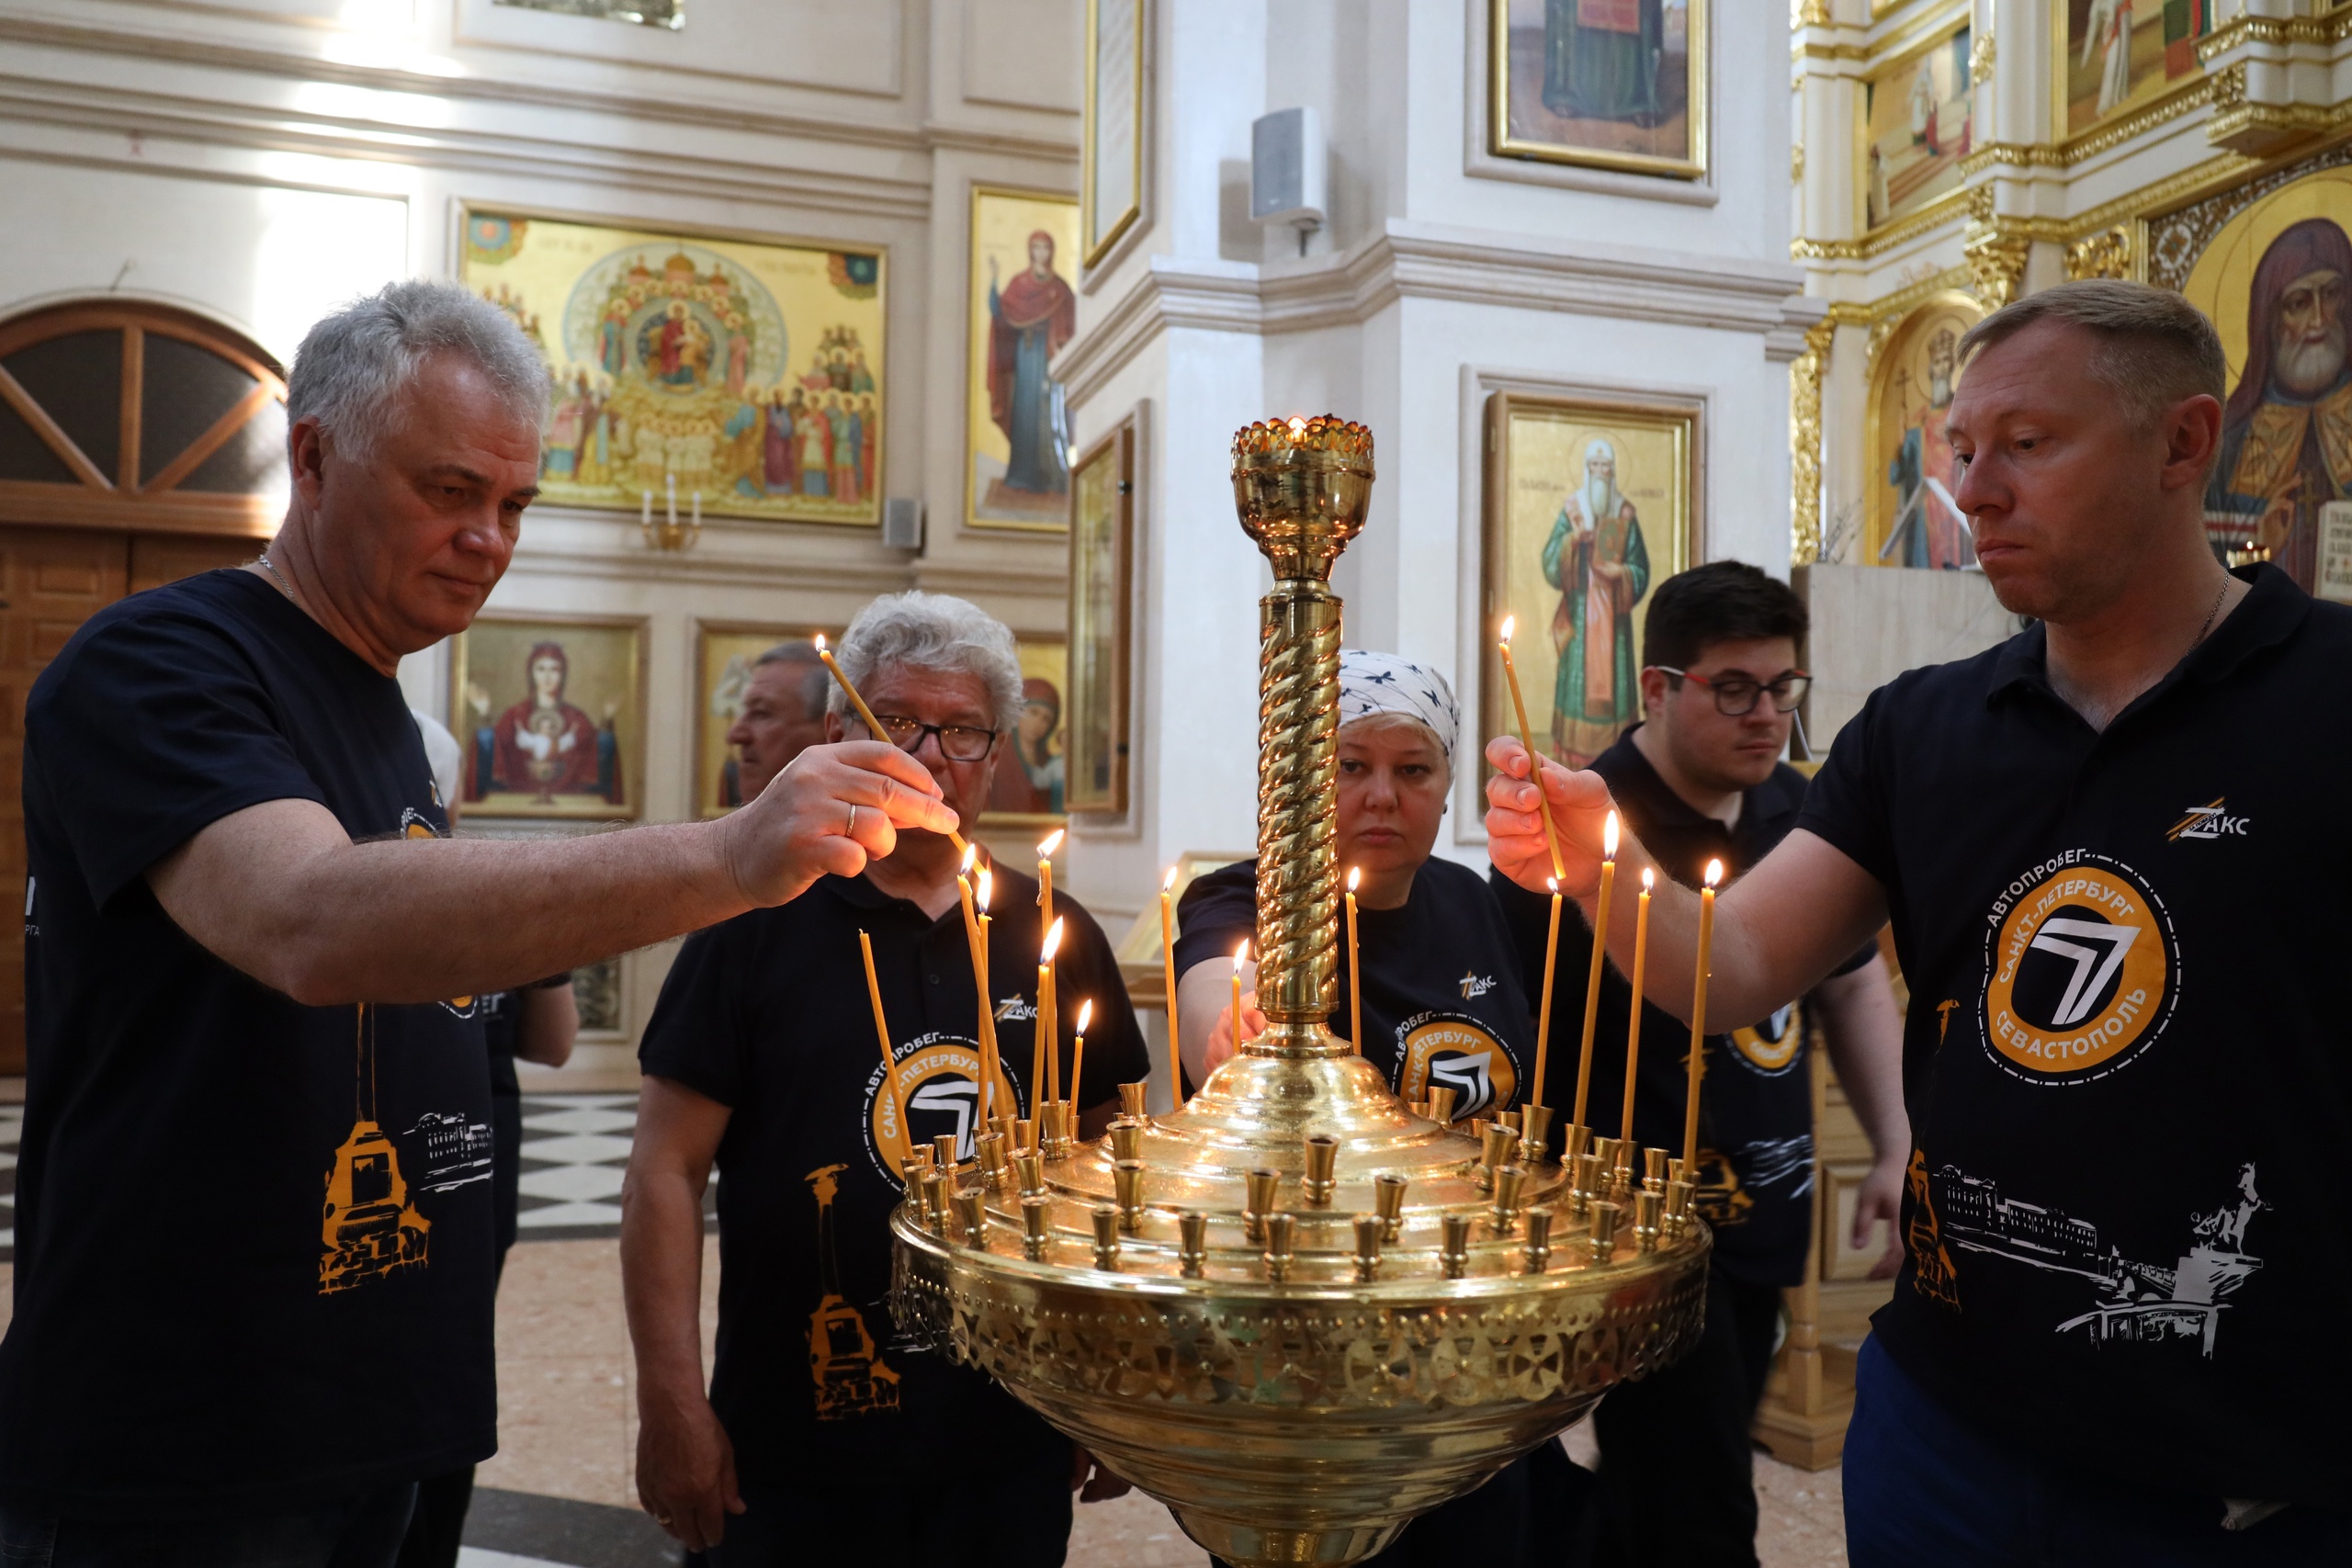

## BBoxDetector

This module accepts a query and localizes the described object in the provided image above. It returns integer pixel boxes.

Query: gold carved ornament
[1790,318,1837,567]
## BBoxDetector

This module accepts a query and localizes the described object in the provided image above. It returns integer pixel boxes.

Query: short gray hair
[288,278,550,461]
[1958,280,2226,433]
[830,592,1024,733]
[752,641,830,721]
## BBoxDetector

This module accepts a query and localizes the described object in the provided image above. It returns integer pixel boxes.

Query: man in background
[722,642,832,807]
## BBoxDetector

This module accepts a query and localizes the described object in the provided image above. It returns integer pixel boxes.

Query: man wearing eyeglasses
[1489,561,1907,1568]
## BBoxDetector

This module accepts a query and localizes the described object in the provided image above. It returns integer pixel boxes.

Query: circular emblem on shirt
[1395,1012,1518,1119]
[1980,852,2177,1084]
[861,1031,1020,1184]
[1728,1000,1804,1076]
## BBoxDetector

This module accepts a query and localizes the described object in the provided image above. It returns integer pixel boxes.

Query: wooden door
[0,528,131,1073]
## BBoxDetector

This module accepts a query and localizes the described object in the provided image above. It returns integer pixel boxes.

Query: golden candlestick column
[891,415,1710,1567]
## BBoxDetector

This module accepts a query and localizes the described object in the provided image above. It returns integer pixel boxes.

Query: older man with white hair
[622,590,1148,1566]
[0,281,954,1568]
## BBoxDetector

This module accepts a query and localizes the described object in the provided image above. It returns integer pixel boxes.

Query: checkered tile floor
[0,1093,660,1263]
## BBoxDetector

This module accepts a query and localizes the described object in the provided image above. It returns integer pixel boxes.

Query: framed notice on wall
[1065,416,1136,816]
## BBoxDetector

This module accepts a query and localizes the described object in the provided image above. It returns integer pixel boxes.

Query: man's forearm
[621,1168,713,1416]
[1814,957,1910,1163]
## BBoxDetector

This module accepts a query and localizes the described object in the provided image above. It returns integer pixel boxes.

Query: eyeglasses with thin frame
[1649,666,1812,717]
[861,712,1001,761]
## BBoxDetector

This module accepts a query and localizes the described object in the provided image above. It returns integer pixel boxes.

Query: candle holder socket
[1374,1173,1408,1243]
[956,1190,989,1249]
[1405,1100,1430,1121]
[976,1132,1008,1192]
[1021,1195,1052,1260]
[1643,1147,1668,1193]
[1664,1179,1696,1238]
[1109,1121,1144,1164]
[1013,1118,1035,1156]
[1424,1086,1459,1126]
[1476,1122,1515,1193]
[1261,1213,1296,1283]
[1610,1142,1638,1201]
[1564,1122,1591,1170]
[1489,1164,1528,1235]
[1114,1160,1148,1232]
[1040,1101,1073,1159]
[1588,1201,1622,1263]
[1244,1168,1281,1245]
[1496,1109,1523,1136]
[1518,1103,1555,1167]
[1092,1205,1123,1270]
[1440,1214,1472,1279]
[1178,1211,1208,1279]
[1634,1190,1663,1254]
[1569,1152,1600,1217]
[1118,1081,1150,1123]
[1521,1208,1553,1274]
[1012,1152,1046,1198]
[1352,1214,1383,1281]
[901,1158,928,1206]
[919,1168,948,1232]
[1302,1134,1339,1206]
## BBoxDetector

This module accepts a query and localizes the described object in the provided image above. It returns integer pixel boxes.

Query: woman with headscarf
[1170,650,1577,1565]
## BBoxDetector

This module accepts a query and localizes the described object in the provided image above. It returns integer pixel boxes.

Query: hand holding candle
[1497,615,1566,884]
[1159,866,1183,1112]
[1571,811,1621,1132]
[1621,868,1656,1145]
[1344,866,1363,1055]
[813,632,969,855]
[1683,860,1721,1177]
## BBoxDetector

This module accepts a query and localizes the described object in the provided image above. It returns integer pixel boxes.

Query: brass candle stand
[893,415,1710,1566]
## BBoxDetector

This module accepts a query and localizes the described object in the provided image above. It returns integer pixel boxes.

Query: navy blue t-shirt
[0,570,495,1517]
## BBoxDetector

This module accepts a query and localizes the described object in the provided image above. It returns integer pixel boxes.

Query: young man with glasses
[623,592,1145,1565]
[1489,561,1907,1568]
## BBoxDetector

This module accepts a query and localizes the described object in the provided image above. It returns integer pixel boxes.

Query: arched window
[0,301,288,536]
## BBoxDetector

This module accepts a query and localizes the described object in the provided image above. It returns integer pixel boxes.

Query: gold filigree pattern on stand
[1789,318,1837,567]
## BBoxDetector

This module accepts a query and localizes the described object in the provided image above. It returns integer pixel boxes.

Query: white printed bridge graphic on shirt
[1926,1159,2267,1359]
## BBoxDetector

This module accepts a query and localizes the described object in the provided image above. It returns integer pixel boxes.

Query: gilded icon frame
[1486,0,1709,182]
[1065,415,1136,818]
[1853,12,1973,237]
[1083,0,1146,268]
[449,611,649,821]
[1480,390,1701,773]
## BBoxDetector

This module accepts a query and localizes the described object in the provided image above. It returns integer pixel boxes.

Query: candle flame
[811,632,828,653]
[1641,866,1657,891]
[959,842,978,874]
[1704,859,1724,888]
[1546,875,1558,894]
[1233,938,1250,971]
[1287,415,1306,435]
[1036,828,1065,858]
[1042,916,1067,962]
[1498,614,1515,646]
[1603,809,1620,856]
[976,868,993,910]
[1347,865,1361,892]
[1162,864,1178,892]
[1076,998,1093,1034]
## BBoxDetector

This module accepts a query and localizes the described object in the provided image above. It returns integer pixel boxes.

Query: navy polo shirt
[1799,564,2352,1509]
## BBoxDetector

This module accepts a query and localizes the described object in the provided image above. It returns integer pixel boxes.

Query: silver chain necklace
[255,551,298,604]
[2191,574,2230,649]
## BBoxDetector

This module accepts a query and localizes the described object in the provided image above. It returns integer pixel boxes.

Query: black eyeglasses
[863,713,1000,761]
[1651,666,1812,716]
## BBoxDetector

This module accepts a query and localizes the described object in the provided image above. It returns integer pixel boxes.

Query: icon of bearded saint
[2207,217,2352,591]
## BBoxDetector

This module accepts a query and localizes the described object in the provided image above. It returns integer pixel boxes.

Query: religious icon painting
[571,958,626,1038]
[692,623,833,819]
[1858,17,1972,232]
[449,614,647,820]
[983,636,1070,828]
[1481,391,1699,773]
[1486,0,1708,181]
[967,188,1081,532]
[2058,0,2214,141]
[1065,416,1135,817]
[1083,0,1146,266]
[454,207,885,526]
[2178,164,2352,601]
[1865,292,1984,571]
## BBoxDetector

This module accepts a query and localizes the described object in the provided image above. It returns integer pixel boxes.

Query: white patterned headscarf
[1338,650,1459,764]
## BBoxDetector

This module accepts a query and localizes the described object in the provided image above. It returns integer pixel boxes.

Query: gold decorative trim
[2065,227,2134,281]
[1790,316,1837,567]
[1794,187,1970,262]
[2199,7,2352,63]
[1969,31,1995,86]
[1961,77,2215,177]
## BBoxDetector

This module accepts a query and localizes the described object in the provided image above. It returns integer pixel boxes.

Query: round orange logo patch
[1980,852,2177,1083]
[1396,1012,1518,1119]
[863,1032,1020,1181]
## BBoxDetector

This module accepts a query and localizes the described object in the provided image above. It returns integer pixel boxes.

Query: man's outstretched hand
[1482,735,1617,897]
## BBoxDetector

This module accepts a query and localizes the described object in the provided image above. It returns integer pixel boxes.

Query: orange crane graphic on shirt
[805,1164,900,1419]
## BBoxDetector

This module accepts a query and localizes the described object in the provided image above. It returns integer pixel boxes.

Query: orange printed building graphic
[320,1006,430,1292]
[1906,1147,1961,1309]
[804,1164,899,1419]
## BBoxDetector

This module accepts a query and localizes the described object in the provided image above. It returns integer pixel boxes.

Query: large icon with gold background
[451,614,647,821]
[1482,391,1698,773]
[984,636,1069,826]
[1858,17,1971,233]
[2181,165,2352,603]
[2060,0,2213,142]
[457,209,885,526]
[1866,293,1984,571]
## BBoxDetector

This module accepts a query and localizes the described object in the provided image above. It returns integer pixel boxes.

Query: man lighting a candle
[1488,561,1906,1568]
[1487,281,2352,1562]
[622,592,1148,1565]
[1172,651,1576,1565]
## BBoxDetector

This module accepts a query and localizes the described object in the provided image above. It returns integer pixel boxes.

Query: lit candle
[665,470,677,526]
[1159,866,1182,1112]
[1570,811,1621,1132]
[857,929,899,1132]
[1344,866,1363,1055]
[1036,828,1063,922]
[1683,860,1722,1176]
[954,846,998,1122]
[1229,938,1250,1058]
[1532,876,1562,1107]
[1497,615,1566,883]
[812,633,968,855]
[640,490,652,527]
[691,490,702,528]
[1035,916,1067,1111]
[977,869,997,1106]
[1621,867,1656,1145]
[1069,998,1094,1118]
